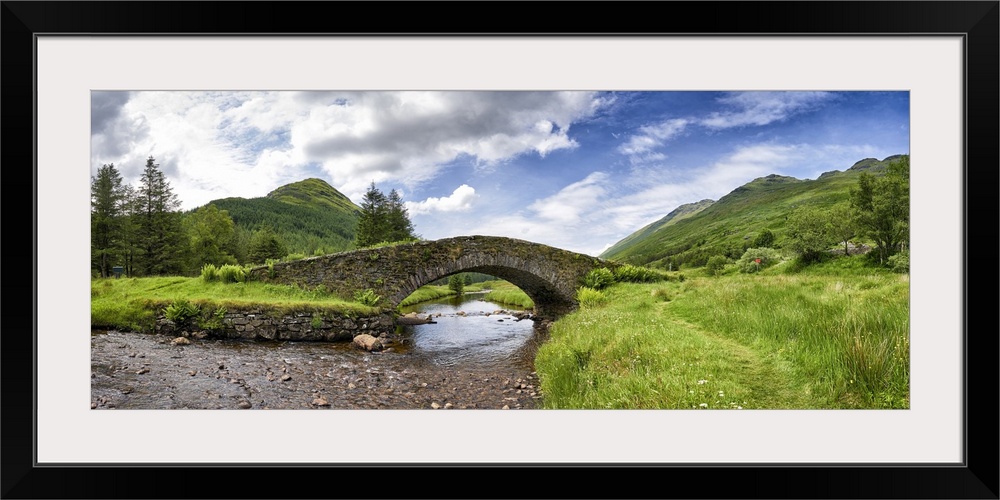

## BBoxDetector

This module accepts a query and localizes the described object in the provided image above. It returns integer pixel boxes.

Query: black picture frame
[3,2,997,498]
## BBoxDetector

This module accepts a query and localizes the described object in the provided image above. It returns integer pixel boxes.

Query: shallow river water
[91,294,547,410]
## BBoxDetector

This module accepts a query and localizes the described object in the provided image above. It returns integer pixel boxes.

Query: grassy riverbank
[481,280,535,309]
[533,267,909,409]
[91,276,379,332]
[397,284,457,307]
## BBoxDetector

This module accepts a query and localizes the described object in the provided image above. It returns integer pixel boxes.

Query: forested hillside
[208,178,361,257]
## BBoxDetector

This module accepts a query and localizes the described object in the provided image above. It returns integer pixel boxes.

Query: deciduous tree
[184,203,238,273]
[850,156,909,264]
[786,206,834,263]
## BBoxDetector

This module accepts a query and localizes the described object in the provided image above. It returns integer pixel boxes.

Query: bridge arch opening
[391,264,577,319]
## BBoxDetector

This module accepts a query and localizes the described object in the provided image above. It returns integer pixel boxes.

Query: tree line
[91,157,291,278]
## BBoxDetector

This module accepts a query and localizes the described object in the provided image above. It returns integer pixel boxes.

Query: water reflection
[398,293,538,369]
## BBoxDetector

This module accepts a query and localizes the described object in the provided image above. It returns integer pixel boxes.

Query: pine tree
[118,184,141,277]
[91,163,125,277]
[355,182,388,247]
[355,182,419,248]
[135,156,187,275]
[386,189,417,243]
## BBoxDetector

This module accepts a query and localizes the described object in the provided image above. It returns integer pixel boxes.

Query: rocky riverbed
[90,329,545,410]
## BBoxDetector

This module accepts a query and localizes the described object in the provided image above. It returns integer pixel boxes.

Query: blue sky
[91,91,909,256]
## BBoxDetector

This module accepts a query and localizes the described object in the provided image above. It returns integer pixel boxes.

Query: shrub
[354,289,381,307]
[651,288,674,302]
[582,268,616,290]
[283,253,307,262]
[705,255,728,276]
[218,264,246,283]
[736,247,784,273]
[612,264,663,283]
[576,286,608,307]
[197,306,227,331]
[265,258,279,278]
[165,299,200,324]
[751,228,776,249]
[200,264,220,282]
[310,313,323,329]
[887,251,909,273]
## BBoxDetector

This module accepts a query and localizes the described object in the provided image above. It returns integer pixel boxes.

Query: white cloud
[701,92,833,129]
[527,172,610,224]
[701,91,834,129]
[617,118,689,161]
[405,185,479,215]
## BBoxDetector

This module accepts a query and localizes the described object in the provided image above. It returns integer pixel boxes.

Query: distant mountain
[599,155,907,268]
[600,199,715,259]
[206,178,361,256]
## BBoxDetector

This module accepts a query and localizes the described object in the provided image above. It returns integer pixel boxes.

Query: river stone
[353,334,382,352]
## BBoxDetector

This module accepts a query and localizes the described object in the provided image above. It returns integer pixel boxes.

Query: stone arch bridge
[250,235,619,318]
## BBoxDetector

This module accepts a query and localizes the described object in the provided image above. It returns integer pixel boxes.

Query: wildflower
[697,379,707,385]
[699,403,708,408]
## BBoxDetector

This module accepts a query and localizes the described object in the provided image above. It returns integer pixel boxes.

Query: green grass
[481,280,534,309]
[91,276,380,332]
[535,270,909,409]
[397,285,457,307]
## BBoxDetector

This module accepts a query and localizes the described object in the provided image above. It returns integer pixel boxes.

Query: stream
[90,293,547,410]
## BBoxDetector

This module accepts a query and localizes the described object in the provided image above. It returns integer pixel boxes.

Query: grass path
[661,316,818,409]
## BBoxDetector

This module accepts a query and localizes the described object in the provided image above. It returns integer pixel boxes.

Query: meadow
[534,262,909,409]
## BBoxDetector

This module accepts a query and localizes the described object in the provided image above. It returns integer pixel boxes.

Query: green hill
[206,178,361,256]
[600,199,715,258]
[599,155,906,268]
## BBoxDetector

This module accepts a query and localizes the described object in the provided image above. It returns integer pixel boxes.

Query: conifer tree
[91,163,125,277]
[355,182,418,247]
[135,156,187,275]
[386,189,417,243]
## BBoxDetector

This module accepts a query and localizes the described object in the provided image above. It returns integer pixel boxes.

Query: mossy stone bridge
[250,235,619,318]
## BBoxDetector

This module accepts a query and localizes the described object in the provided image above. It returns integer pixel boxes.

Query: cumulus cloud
[287,91,604,196]
[405,184,479,215]
[90,90,610,210]
[700,91,834,129]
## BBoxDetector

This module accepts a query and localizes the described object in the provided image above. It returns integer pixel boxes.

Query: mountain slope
[206,178,361,256]
[600,199,715,258]
[599,155,906,268]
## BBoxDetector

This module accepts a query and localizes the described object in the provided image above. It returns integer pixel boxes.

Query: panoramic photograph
[90,90,910,410]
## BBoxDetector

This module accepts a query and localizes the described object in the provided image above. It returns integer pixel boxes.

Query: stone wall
[157,307,397,342]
